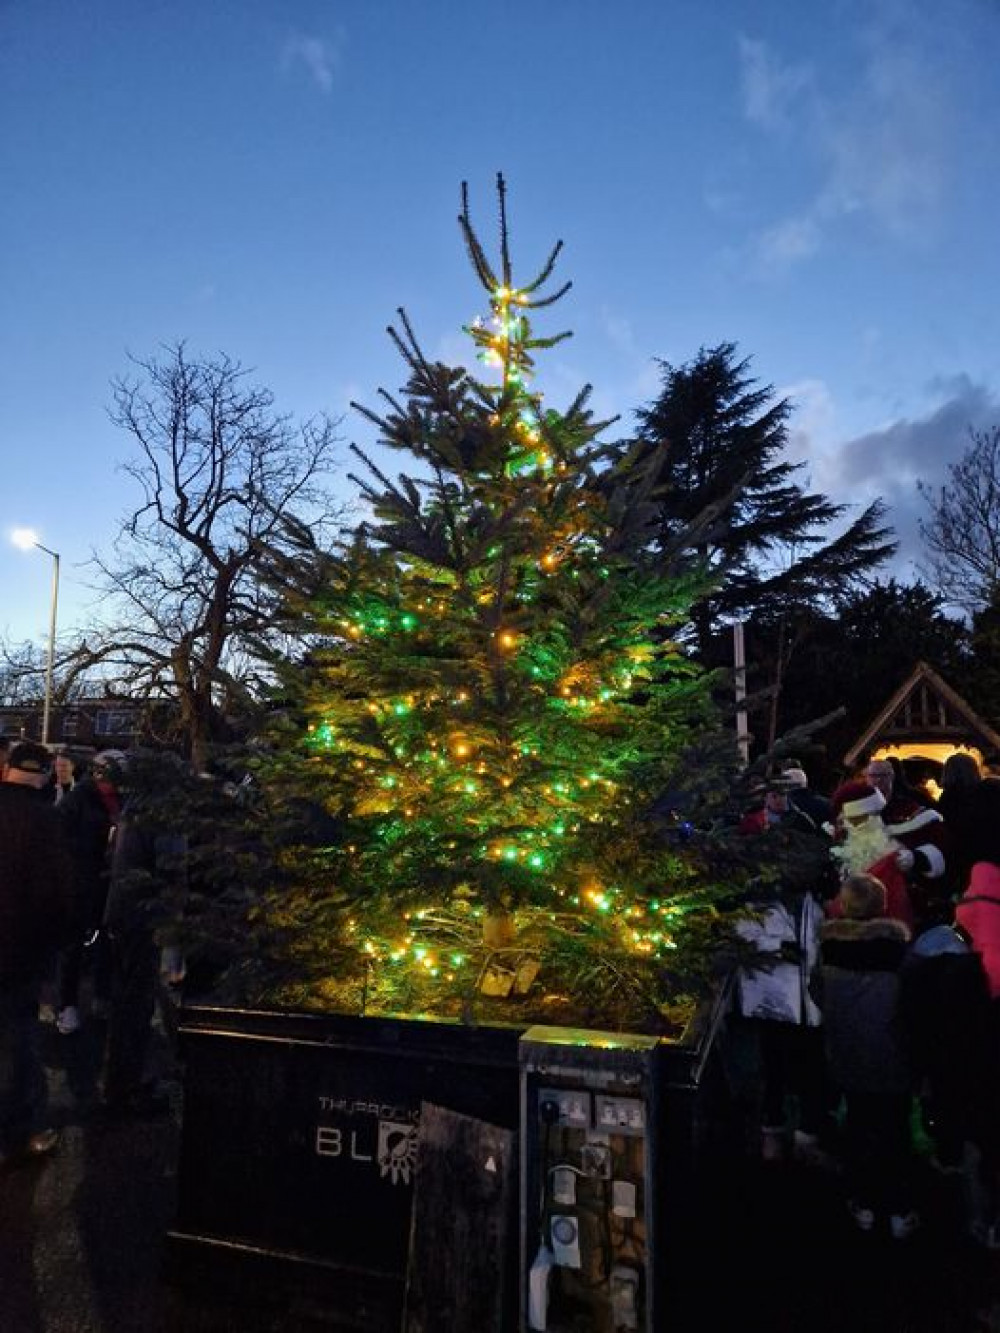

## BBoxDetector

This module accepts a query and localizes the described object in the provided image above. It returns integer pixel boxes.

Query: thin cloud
[738,36,812,130]
[808,378,1000,574]
[740,23,953,272]
[783,377,838,468]
[755,215,822,271]
[600,307,637,356]
[282,32,343,94]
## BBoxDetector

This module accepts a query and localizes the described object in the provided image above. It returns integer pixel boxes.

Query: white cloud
[738,36,812,130]
[782,377,838,467]
[741,24,952,271]
[600,307,636,356]
[282,32,343,94]
[810,378,1000,574]
[755,215,822,273]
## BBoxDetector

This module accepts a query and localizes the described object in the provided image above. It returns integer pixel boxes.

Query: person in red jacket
[829,781,917,929]
[866,758,949,925]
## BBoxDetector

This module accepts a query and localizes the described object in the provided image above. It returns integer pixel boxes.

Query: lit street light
[11,527,61,746]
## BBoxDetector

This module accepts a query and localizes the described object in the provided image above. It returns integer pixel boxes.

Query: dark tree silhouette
[66,344,342,768]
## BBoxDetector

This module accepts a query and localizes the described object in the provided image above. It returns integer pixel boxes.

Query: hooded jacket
[955,860,1000,998]
[812,914,912,1095]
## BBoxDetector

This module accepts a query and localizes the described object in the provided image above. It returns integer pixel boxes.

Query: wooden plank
[403,1102,516,1333]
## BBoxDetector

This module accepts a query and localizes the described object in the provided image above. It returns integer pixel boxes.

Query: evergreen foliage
[627,344,896,749]
[248,178,764,1031]
[770,579,971,786]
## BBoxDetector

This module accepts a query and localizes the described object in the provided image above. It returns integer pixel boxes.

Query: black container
[167,1006,524,1329]
[166,985,733,1331]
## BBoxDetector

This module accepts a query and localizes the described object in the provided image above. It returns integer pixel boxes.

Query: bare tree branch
[919,425,1000,613]
[58,343,345,767]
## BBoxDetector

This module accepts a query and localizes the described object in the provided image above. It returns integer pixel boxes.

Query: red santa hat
[831,779,886,820]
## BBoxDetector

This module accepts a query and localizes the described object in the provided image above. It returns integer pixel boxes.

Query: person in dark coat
[812,871,917,1239]
[0,741,73,1164]
[899,922,996,1170]
[53,749,124,1034]
[101,758,187,1118]
[780,762,833,832]
[936,752,983,895]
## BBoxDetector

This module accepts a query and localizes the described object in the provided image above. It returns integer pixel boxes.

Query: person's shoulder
[0,781,48,808]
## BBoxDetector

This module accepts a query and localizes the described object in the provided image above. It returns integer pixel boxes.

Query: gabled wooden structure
[843,660,1000,771]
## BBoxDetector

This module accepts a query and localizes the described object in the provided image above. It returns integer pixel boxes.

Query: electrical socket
[550,1214,582,1268]
[538,1087,591,1129]
[612,1178,637,1218]
[552,1165,577,1205]
[610,1263,640,1330]
[580,1142,611,1178]
[594,1094,645,1136]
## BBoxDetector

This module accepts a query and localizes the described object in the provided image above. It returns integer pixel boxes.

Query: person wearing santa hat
[828,781,920,929]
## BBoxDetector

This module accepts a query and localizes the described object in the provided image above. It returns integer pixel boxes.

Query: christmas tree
[253,176,753,1031]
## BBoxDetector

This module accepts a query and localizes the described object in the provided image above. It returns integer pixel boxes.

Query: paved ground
[5,997,1000,1332]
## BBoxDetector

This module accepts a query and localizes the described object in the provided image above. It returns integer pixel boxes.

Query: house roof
[843,660,1000,767]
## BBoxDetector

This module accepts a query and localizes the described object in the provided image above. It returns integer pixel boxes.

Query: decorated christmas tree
[251,176,756,1031]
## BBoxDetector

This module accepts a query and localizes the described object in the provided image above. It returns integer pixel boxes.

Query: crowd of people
[734,751,1000,1247]
[0,738,179,1170]
[7,724,1000,1252]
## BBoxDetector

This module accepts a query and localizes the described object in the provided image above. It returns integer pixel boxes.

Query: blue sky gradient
[2,0,999,644]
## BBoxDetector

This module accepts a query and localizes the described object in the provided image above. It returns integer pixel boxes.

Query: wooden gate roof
[843,660,1000,767]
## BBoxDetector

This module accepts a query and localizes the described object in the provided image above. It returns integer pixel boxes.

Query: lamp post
[11,528,60,746]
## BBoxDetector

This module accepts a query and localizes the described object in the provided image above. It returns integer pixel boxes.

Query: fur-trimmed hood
[820,916,911,945]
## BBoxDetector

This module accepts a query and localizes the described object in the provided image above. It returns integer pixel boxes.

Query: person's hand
[895,847,915,872]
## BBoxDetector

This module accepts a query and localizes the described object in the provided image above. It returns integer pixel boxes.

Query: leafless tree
[69,343,343,769]
[919,425,1000,613]
[0,638,102,709]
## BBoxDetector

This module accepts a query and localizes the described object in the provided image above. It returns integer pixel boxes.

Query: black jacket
[57,777,115,927]
[812,915,913,1095]
[0,783,73,984]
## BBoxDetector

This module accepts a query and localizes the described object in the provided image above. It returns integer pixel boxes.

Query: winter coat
[812,915,912,1095]
[57,776,116,930]
[735,892,824,1026]
[789,787,833,832]
[899,925,994,1077]
[955,861,1000,998]
[0,783,74,985]
[937,784,980,893]
[885,802,950,924]
[104,804,187,935]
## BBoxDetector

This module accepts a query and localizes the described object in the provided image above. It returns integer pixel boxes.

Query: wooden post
[734,620,750,767]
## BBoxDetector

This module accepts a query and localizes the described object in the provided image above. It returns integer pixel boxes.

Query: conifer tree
[630,344,896,661]
[254,178,754,1029]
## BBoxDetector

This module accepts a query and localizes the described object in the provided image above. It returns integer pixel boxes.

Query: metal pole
[39,545,60,746]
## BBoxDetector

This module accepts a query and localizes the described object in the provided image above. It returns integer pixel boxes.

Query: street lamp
[11,527,60,746]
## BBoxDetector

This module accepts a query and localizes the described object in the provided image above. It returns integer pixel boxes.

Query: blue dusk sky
[2,0,999,647]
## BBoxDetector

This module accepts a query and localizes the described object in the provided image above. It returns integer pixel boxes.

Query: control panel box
[519,1026,664,1333]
